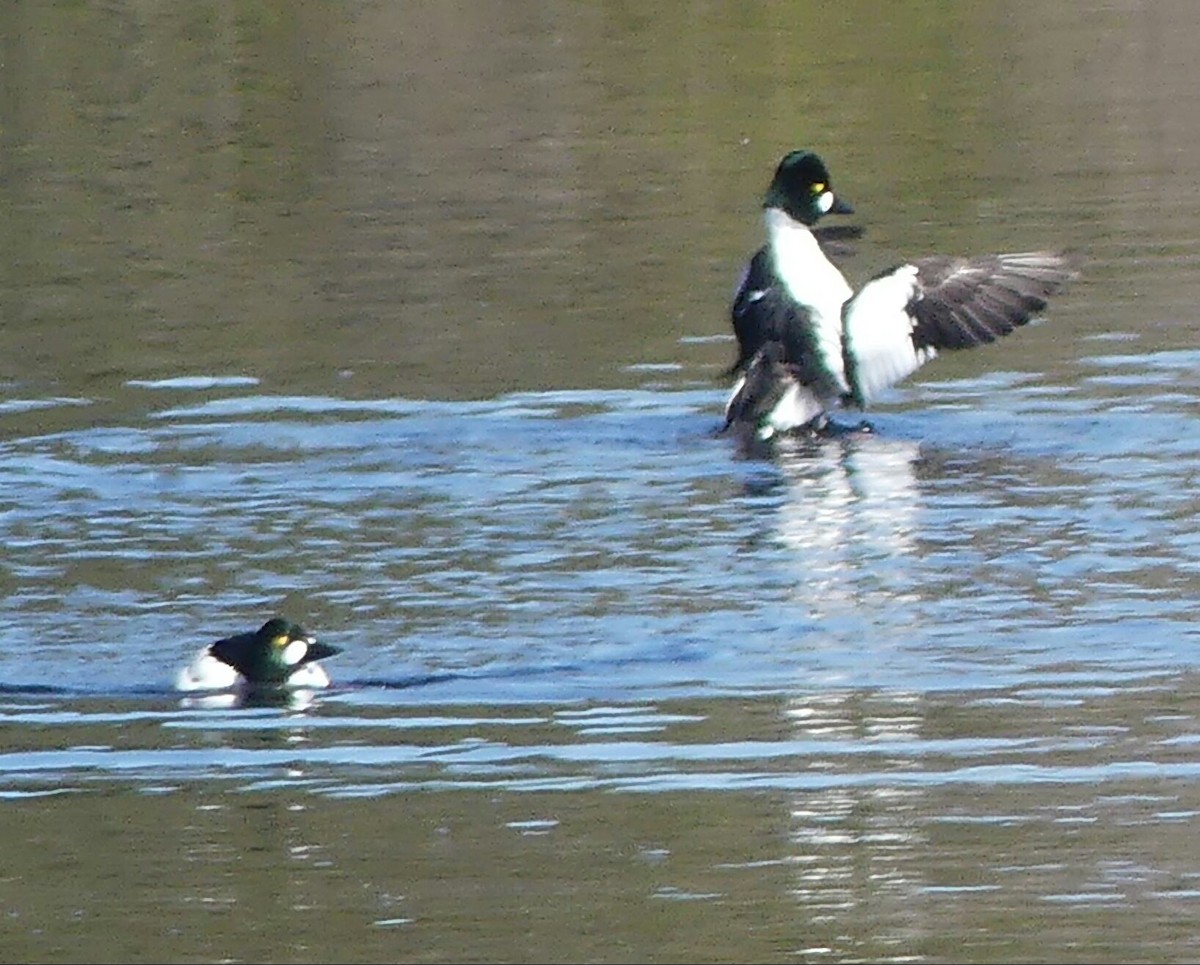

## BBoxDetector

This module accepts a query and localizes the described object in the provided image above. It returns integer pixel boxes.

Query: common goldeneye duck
[174,617,342,692]
[729,149,858,378]
[723,149,1080,441]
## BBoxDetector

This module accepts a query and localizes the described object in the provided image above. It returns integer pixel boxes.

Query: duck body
[174,617,342,692]
[724,150,1079,442]
[730,213,855,384]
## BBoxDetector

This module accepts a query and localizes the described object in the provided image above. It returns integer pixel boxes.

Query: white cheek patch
[282,639,309,666]
[816,191,835,214]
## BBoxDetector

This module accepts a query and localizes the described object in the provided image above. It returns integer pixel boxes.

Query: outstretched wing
[842,250,1080,408]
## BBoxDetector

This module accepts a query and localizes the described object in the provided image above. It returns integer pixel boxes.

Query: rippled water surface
[4,2,1200,963]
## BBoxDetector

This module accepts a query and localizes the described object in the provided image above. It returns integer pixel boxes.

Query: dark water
[4,2,1200,963]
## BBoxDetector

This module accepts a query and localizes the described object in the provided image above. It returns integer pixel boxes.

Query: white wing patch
[842,265,937,405]
[175,648,239,692]
[723,373,747,424]
[285,663,332,688]
[760,381,827,438]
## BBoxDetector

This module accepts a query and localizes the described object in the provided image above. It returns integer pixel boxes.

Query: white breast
[765,209,854,394]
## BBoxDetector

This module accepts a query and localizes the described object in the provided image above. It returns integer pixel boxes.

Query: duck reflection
[781,687,934,954]
[745,433,1003,953]
[747,430,928,629]
[178,686,325,712]
[735,432,939,947]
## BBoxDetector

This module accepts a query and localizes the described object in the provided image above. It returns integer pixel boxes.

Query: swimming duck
[723,149,1079,442]
[174,617,342,692]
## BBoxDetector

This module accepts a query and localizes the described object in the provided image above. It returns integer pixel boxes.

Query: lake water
[3,2,1200,963]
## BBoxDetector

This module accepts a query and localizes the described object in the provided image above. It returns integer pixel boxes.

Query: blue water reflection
[2,365,1199,702]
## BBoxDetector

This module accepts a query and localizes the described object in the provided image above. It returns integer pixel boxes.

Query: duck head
[210,617,342,686]
[763,150,855,225]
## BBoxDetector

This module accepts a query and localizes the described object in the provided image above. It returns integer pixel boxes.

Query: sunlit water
[4,362,1200,961]
[8,347,1200,964]
[7,342,1200,700]
[0,374,1190,694]
[5,1,1200,962]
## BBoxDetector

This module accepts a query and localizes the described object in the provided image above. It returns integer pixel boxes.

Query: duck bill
[830,194,854,215]
[306,641,342,662]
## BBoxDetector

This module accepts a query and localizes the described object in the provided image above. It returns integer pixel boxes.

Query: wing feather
[842,250,1079,406]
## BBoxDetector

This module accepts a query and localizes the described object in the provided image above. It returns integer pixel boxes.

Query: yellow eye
[812,182,826,193]
[271,634,289,649]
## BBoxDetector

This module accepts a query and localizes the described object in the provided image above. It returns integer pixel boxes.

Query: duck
[723,149,1080,443]
[174,616,342,692]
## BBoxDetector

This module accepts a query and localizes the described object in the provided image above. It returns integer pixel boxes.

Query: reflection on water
[769,433,925,625]
[774,680,1200,962]
[5,376,1200,960]
[786,704,934,958]
[178,686,325,712]
[3,0,1200,961]
[7,675,1200,961]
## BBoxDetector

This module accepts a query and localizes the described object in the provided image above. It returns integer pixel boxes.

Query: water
[3,1,1200,962]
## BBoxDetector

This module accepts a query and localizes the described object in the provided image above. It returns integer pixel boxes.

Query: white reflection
[178,687,322,712]
[753,435,937,946]
[781,688,933,950]
[769,431,925,626]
